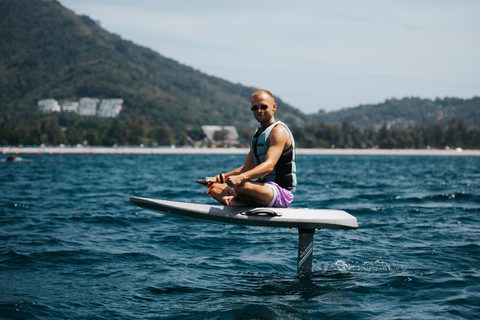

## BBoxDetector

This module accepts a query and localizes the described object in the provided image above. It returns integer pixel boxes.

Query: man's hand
[226,174,245,187]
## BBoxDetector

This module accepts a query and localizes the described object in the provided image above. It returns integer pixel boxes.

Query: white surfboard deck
[129,197,358,230]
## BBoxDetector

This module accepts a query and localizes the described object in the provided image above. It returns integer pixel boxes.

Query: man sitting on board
[202,89,296,207]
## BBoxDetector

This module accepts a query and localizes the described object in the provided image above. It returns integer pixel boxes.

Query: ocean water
[1,153,479,319]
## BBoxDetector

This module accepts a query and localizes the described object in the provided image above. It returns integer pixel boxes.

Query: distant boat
[6,155,22,162]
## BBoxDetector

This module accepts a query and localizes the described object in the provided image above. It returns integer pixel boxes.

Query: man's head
[251,89,275,103]
[251,89,277,127]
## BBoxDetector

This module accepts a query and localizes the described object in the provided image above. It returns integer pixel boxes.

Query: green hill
[0,0,307,130]
[1,0,478,148]
[312,97,480,128]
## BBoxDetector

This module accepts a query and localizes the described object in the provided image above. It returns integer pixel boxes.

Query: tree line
[290,119,480,149]
[1,116,478,150]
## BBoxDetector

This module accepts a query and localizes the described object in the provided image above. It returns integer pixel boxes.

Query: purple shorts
[265,181,294,208]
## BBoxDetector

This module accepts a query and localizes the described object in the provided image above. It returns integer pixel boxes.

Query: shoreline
[2,146,479,156]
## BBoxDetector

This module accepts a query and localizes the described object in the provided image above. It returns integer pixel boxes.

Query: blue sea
[1,153,479,319]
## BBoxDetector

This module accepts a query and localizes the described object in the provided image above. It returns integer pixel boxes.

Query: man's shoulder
[271,122,291,136]
[269,122,292,147]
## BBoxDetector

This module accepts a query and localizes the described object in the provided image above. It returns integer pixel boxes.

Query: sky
[60,0,479,114]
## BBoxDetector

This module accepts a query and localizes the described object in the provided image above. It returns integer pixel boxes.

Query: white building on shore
[39,97,122,117]
[98,99,123,117]
[62,101,79,112]
[201,125,239,144]
[78,98,99,116]
[38,99,61,112]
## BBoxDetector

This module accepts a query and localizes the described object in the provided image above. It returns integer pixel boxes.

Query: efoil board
[129,197,358,230]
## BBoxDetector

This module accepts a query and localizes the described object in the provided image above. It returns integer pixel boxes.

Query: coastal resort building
[78,98,99,116]
[97,99,123,118]
[38,99,61,112]
[201,125,239,146]
[62,101,79,112]
[38,97,122,117]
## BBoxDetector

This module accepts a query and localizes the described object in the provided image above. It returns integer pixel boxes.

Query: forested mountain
[313,97,480,129]
[0,0,307,130]
[0,0,478,148]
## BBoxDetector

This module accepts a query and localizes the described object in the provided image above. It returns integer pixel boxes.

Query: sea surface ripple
[1,154,479,319]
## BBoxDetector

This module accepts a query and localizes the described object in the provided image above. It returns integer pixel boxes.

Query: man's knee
[210,183,223,195]
[235,181,251,193]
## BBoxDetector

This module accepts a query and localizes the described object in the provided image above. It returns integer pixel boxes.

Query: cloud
[61,0,480,112]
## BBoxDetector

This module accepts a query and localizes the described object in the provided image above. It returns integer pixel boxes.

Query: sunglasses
[251,104,269,112]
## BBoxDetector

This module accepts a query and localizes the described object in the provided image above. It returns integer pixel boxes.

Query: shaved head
[251,89,275,103]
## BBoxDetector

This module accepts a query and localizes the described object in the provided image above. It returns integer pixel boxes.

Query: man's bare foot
[222,195,249,207]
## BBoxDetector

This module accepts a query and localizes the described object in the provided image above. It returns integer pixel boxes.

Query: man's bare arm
[226,125,290,186]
